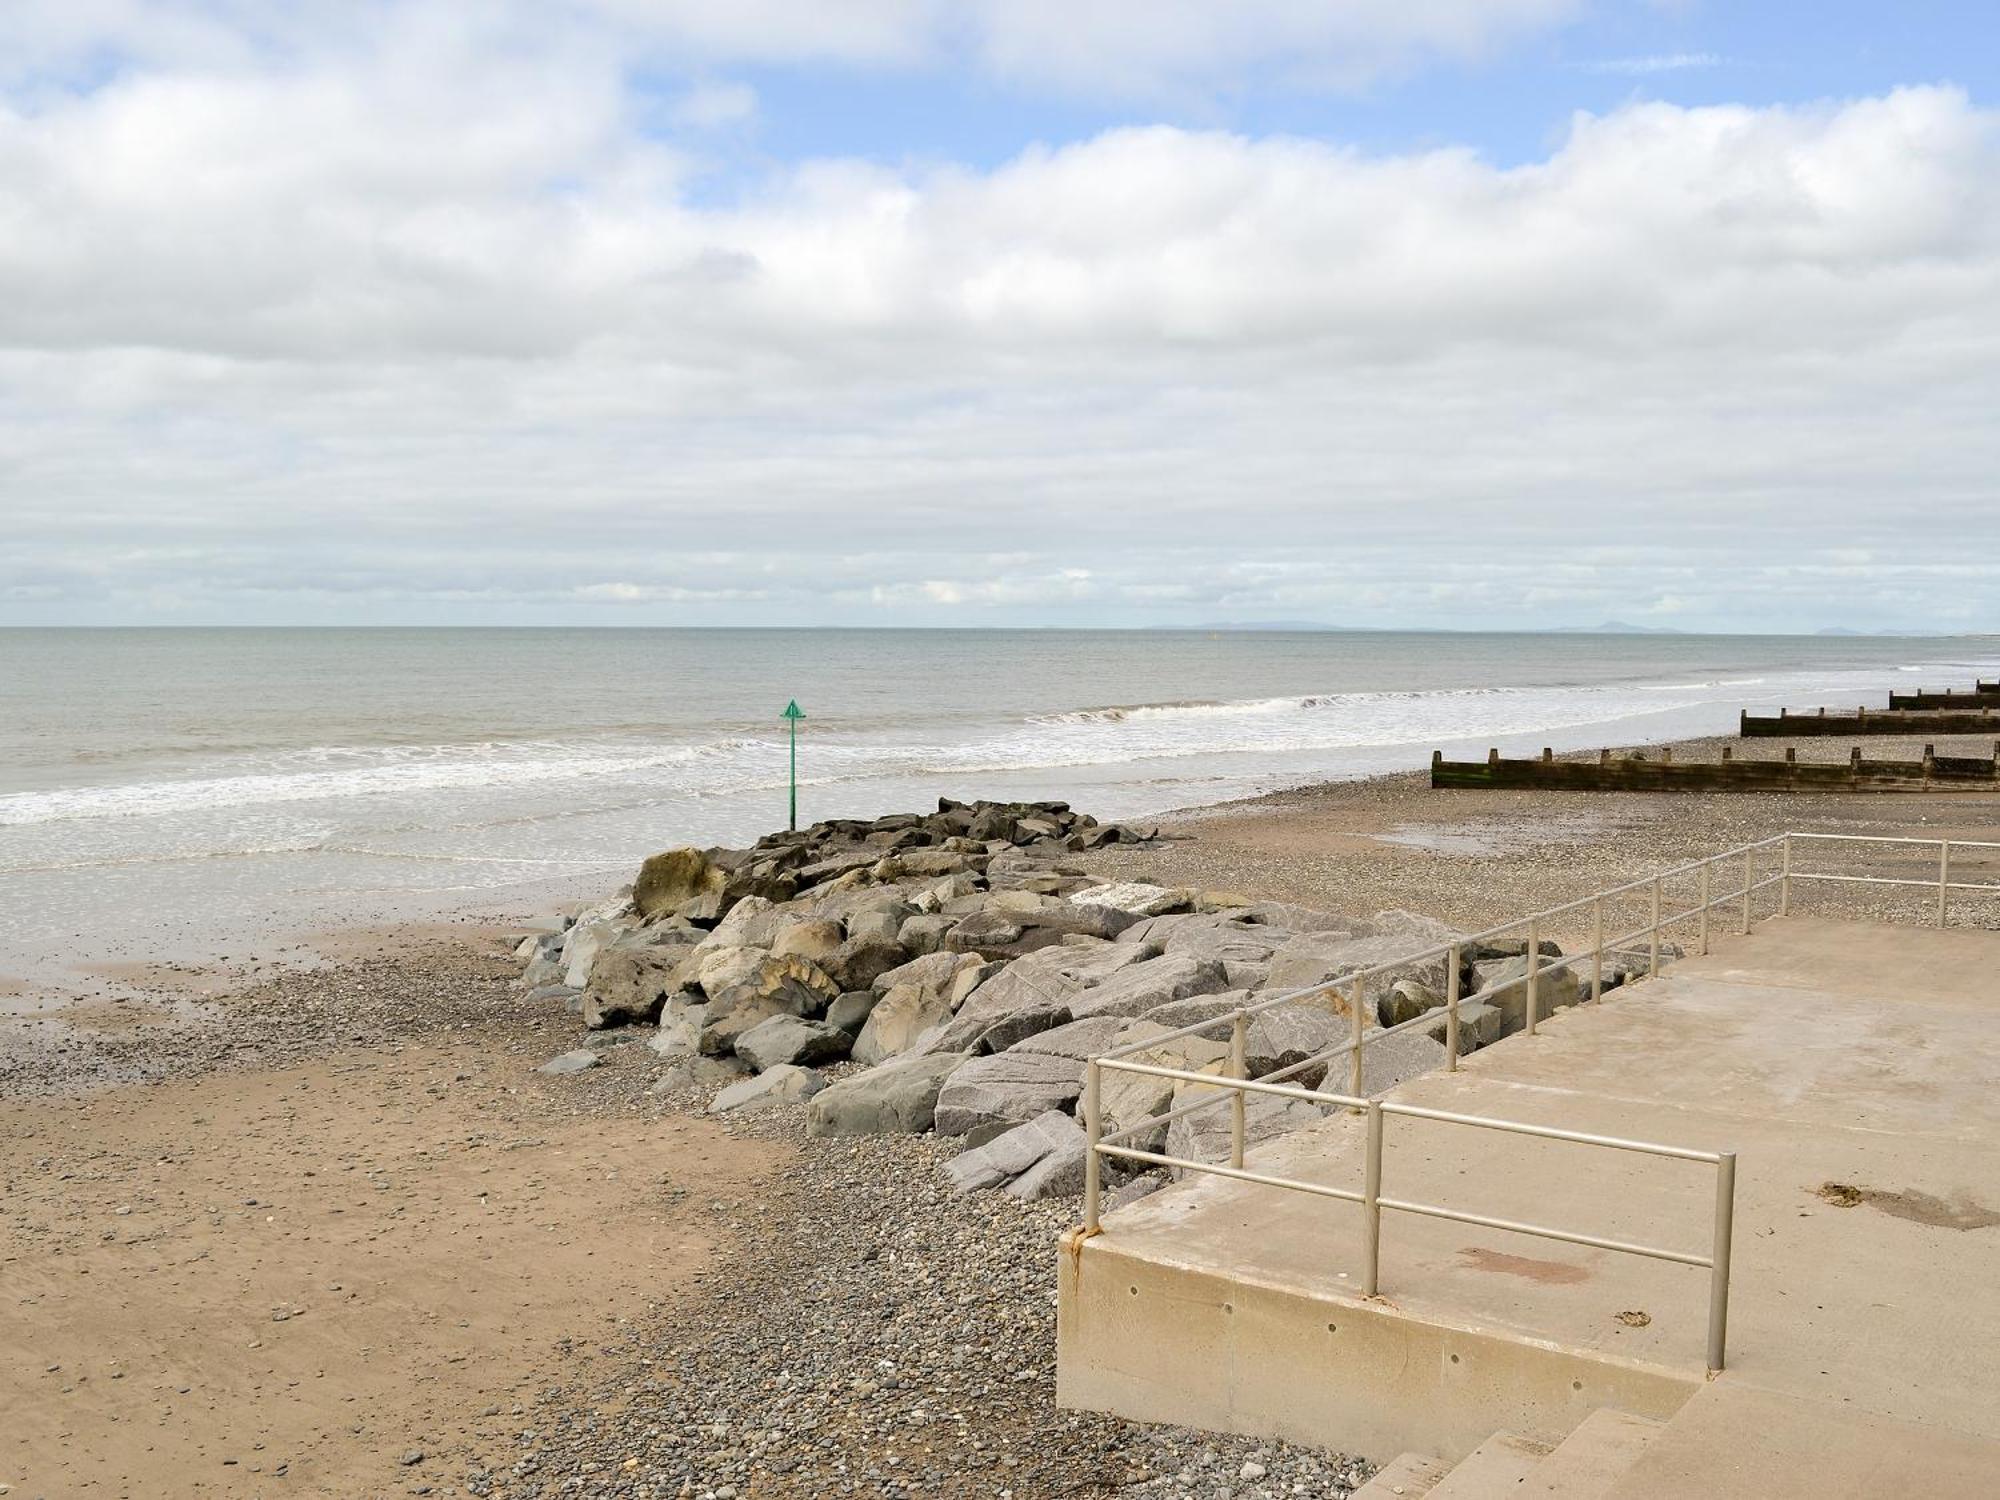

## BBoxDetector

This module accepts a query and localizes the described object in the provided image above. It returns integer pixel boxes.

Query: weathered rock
[697,954,842,1053]
[820,932,909,992]
[701,894,781,950]
[1140,992,1252,1031]
[805,1051,971,1137]
[947,958,1005,1010]
[1263,928,1456,1017]
[539,1049,600,1075]
[933,1051,1085,1137]
[1005,1124,1090,1199]
[896,912,955,954]
[696,949,841,1010]
[1244,1001,1342,1086]
[634,847,724,921]
[942,1109,1079,1193]
[872,949,976,1000]
[852,982,954,1065]
[562,918,626,990]
[824,989,880,1034]
[581,946,693,1029]
[1166,1090,1323,1168]
[1066,954,1232,1022]
[1069,882,1193,918]
[914,940,1151,1056]
[648,999,703,1059]
[771,917,845,967]
[734,1015,852,1072]
[1427,999,1506,1053]
[709,1063,825,1114]
[942,900,1137,959]
[1161,917,1289,985]
[1469,954,1584,1029]
[1096,1020,1231,1153]
[1008,1015,1127,1061]
[1380,977,1444,1028]
[650,1055,751,1094]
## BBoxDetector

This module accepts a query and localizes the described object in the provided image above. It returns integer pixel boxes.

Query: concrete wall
[1057,1231,1698,1463]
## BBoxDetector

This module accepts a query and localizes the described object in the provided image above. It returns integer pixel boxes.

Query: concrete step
[1350,1452,1454,1499]
[1518,1408,1665,1497]
[1424,1431,1553,1498]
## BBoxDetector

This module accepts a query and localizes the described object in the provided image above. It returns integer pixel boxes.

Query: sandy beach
[8,736,2000,1499]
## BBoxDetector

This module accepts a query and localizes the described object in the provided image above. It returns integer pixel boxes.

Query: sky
[1,1,1997,632]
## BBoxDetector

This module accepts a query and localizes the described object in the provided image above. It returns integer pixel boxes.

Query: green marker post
[781,699,804,830]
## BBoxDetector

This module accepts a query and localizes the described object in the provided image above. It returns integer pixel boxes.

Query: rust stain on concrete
[1456,1247,1589,1284]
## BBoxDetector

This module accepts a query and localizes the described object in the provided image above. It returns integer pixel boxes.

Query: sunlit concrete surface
[1058,917,2000,1470]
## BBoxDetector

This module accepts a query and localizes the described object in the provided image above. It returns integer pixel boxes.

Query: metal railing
[1078,831,2000,1377]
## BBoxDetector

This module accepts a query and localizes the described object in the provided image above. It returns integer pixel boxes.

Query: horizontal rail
[1381,1101,1725,1163]
[1377,1197,1712,1268]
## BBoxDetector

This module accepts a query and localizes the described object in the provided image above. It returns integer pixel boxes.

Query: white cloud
[0,9,1996,628]
[1584,51,1725,75]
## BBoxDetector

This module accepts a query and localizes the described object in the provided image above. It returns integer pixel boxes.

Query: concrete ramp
[1058,917,2000,1482]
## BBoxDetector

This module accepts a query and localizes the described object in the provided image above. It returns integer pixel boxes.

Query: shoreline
[8,737,2000,1496]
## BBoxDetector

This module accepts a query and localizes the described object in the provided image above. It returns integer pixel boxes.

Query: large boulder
[771,917,845,967]
[933,1051,1085,1137]
[943,1109,1081,1193]
[1161,918,1290,985]
[735,1015,852,1072]
[820,932,910,992]
[1008,1015,1127,1061]
[853,981,954,1064]
[913,940,1151,1056]
[710,1064,825,1114]
[700,894,782,950]
[1165,1090,1323,1168]
[942,900,1138,959]
[561,914,630,990]
[806,1051,971,1137]
[1469,955,1584,1030]
[1006,1122,1091,1199]
[1244,1001,1343,1086]
[1069,882,1193,918]
[1095,1020,1231,1153]
[1066,954,1232,1022]
[634,847,726,921]
[1262,926,1456,1017]
[696,954,842,1054]
[648,1000,703,1059]
[581,945,694,1029]
[824,989,881,1035]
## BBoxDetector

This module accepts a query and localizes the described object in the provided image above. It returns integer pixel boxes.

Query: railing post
[1083,1061,1102,1233]
[1707,1151,1737,1375]
[1780,834,1793,917]
[1699,861,1712,956]
[1445,944,1462,1071]
[1938,841,1951,928]
[1525,919,1541,1035]
[1741,846,1754,935]
[1649,876,1662,977]
[1229,1013,1248,1169]
[1349,977,1367,1102]
[1362,1100,1384,1298]
[1590,897,1604,1001]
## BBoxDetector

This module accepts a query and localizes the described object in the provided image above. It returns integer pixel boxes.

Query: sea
[3,628,1996,999]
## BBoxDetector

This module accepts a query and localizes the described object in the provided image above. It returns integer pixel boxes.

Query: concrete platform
[1057,917,2000,1477]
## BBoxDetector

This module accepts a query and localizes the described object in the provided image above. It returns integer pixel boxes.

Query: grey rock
[770,917,845,966]
[824,989,880,1035]
[1096,1020,1230,1153]
[1005,1124,1089,1199]
[1140,992,1252,1031]
[852,982,954,1065]
[912,940,1149,1057]
[581,945,693,1029]
[1069,881,1193,917]
[942,900,1137,959]
[648,999,703,1058]
[1427,999,1507,1053]
[1161,917,1291,980]
[538,1049,600,1075]
[1066,953,1231,1022]
[1469,954,1584,1030]
[872,949,976,1000]
[734,1015,852,1071]
[820,932,909,992]
[709,1064,825,1114]
[942,1109,1079,1192]
[1263,928,1456,1018]
[1166,1091,1324,1169]
[1380,977,1445,1028]
[933,1050,1085,1137]
[1244,1001,1344,1085]
[896,912,955,954]
[1008,1015,1127,1061]
[805,1051,971,1137]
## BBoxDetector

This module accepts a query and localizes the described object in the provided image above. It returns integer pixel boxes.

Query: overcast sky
[2,1,1996,632]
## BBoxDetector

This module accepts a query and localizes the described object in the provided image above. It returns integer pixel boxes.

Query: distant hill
[1550,621,1685,635]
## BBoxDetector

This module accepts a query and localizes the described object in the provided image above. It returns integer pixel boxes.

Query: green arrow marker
[781,699,805,831]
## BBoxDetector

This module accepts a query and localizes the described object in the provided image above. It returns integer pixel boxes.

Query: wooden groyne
[1740,706,2000,737]
[1886,685,2000,711]
[1432,745,2000,793]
